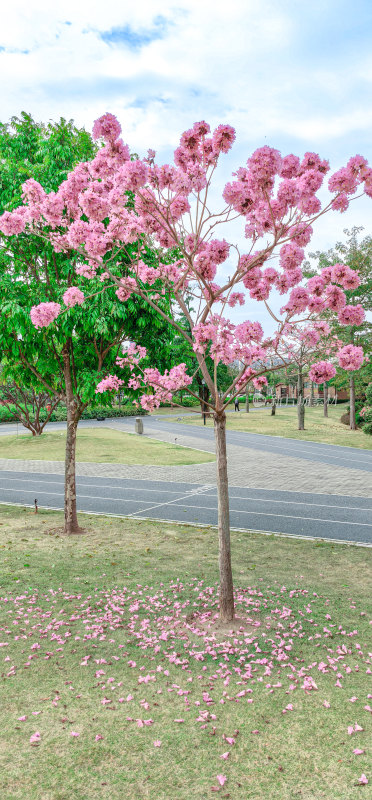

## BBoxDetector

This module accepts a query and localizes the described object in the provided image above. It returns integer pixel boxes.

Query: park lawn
[179,404,372,450]
[0,427,215,466]
[0,505,371,800]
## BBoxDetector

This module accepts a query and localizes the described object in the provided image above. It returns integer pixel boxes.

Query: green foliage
[0,114,175,415]
[0,402,147,424]
[0,113,96,211]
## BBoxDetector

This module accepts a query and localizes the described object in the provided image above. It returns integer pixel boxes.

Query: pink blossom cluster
[193,316,266,366]
[30,302,61,329]
[96,375,124,393]
[338,304,365,326]
[252,375,268,390]
[0,209,26,235]
[337,344,364,371]
[92,112,122,143]
[63,287,85,308]
[308,361,337,384]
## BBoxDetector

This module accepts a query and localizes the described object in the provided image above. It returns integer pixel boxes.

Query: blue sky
[1,0,372,327]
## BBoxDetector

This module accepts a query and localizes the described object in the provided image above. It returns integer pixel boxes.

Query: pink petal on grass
[29,732,40,745]
[174,718,184,723]
[71,731,80,737]
[18,716,27,721]
[323,701,331,708]
[95,735,104,741]
[358,774,368,785]
[217,775,226,786]
[353,749,365,755]
[153,740,162,747]
[220,752,230,760]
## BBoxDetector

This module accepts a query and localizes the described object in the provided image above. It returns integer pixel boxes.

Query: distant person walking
[234,397,240,412]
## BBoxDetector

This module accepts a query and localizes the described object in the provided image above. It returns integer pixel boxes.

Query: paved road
[1,470,371,545]
[0,415,371,544]
[146,416,372,473]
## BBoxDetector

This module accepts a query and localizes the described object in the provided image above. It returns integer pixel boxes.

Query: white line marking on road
[131,501,372,527]
[0,501,370,547]
[0,475,197,496]
[202,489,372,513]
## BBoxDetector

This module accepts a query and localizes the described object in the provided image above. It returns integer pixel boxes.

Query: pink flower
[18,716,27,721]
[63,287,85,308]
[353,749,365,755]
[153,740,162,747]
[308,361,336,384]
[29,732,41,745]
[338,344,364,371]
[95,735,104,741]
[71,731,80,737]
[338,304,365,326]
[220,752,230,760]
[92,113,121,143]
[30,302,61,329]
[216,775,227,786]
[358,774,368,785]
[96,374,124,393]
[0,210,26,235]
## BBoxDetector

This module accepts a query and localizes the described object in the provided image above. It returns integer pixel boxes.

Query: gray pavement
[0,471,371,545]
[0,415,371,544]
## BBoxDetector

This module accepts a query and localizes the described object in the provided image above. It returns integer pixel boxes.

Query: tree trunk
[271,402,276,416]
[63,346,82,534]
[310,381,315,407]
[349,374,356,430]
[297,369,305,430]
[323,383,328,417]
[214,412,234,623]
[245,390,249,412]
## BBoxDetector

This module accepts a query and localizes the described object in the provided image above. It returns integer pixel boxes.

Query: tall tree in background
[305,228,372,428]
[0,115,173,533]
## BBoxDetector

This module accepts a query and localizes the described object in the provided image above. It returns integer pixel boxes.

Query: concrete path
[0,415,371,543]
[1,471,371,545]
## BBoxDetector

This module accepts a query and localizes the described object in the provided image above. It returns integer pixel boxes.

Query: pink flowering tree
[304,229,372,428]
[271,321,342,425]
[3,113,370,620]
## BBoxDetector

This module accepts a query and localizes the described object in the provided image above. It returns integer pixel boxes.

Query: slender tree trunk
[245,389,250,412]
[349,374,356,430]
[271,402,276,416]
[63,346,82,534]
[214,411,234,623]
[323,383,328,417]
[297,369,305,430]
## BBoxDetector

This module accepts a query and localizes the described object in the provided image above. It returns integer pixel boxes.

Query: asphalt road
[148,417,372,473]
[1,470,371,545]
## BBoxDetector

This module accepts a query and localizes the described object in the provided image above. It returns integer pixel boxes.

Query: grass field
[177,404,372,450]
[0,504,370,800]
[0,427,215,466]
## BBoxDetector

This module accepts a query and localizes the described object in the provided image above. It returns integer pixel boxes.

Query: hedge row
[0,404,147,424]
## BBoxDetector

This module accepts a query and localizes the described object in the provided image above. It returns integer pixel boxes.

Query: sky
[1,0,372,329]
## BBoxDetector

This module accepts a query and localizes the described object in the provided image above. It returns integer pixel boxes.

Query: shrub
[0,403,147,425]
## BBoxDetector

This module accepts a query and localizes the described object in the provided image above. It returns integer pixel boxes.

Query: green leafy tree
[0,116,173,533]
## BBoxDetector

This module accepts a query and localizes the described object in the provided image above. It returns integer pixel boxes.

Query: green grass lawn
[178,404,372,449]
[0,427,215,466]
[0,504,370,800]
